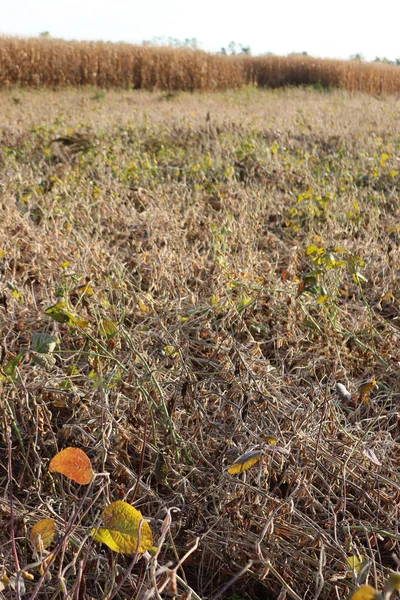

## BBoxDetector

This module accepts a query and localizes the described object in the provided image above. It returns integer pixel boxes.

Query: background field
[1,87,400,599]
[3,37,400,94]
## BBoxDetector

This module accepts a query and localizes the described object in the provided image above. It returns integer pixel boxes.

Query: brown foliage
[1,36,400,94]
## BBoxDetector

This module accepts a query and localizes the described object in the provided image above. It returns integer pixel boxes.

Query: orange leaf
[30,518,55,551]
[281,269,290,283]
[297,280,305,296]
[49,447,93,484]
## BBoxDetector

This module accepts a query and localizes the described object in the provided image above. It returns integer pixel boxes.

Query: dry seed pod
[336,382,352,401]
[154,451,168,485]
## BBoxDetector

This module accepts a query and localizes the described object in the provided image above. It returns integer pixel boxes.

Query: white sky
[2,0,400,61]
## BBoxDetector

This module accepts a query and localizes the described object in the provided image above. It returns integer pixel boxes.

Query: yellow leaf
[316,293,329,304]
[237,295,252,313]
[346,555,368,574]
[357,380,377,403]
[0,574,10,591]
[211,294,219,306]
[385,572,400,594]
[92,501,153,555]
[380,153,389,168]
[101,319,118,339]
[306,244,323,256]
[137,297,147,312]
[12,289,23,303]
[30,518,55,551]
[0,250,4,259]
[68,315,89,328]
[262,434,277,445]
[72,283,93,296]
[380,291,395,303]
[348,585,377,600]
[227,449,261,475]
[163,345,178,358]
[49,447,94,484]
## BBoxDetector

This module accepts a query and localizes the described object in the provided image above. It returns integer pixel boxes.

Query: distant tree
[219,42,251,55]
[39,31,51,38]
[374,56,393,64]
[183,38,199,49]
[240,46,251,55]
[142,36,200,49]
[350,53,364,61]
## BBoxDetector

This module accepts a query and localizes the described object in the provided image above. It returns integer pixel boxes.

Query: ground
[0,87,399,600]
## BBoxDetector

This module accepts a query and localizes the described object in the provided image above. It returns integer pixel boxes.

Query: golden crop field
[2,36,400,94]
[1,86,400,600]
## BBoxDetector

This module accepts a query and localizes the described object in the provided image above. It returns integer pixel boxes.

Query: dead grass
[2,37,400,94]
[0,88,399,600]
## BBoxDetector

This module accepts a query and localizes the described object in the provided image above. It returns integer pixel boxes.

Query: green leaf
[31,332,58,354]
[2,352,24,377]
[31,352,56,370]
[237,295,252,313]
[45,302,89,328]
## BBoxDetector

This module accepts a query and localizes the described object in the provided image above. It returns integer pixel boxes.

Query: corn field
[2,37,400,94]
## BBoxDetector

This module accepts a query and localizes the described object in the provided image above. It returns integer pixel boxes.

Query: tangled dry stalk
[0,88,399,599]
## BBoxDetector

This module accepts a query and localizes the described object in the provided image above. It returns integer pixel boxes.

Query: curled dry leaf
[362,447,382,466]
[336,383,352,402]
[49,447,94,484]
[227,449,261,475]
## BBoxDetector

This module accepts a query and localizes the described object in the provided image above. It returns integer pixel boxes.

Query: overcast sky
[2,0,400,61]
